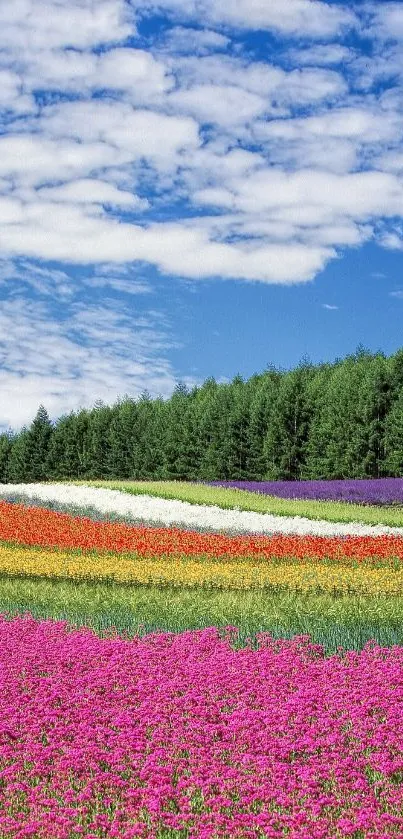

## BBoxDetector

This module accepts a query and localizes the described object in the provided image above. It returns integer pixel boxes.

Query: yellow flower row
[0,544,401,595]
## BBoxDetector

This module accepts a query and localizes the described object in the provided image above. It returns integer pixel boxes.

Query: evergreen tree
[7,428,32,482]
[87,401,113,479]
[131,394,167,479]
[384,389,403,476]
[28,405,53,481]
[264,362,315,479]
[106,398,139,479]
[246,367,281,479]
[191,378,220,480]
[163,383,192,480]
[303,364,339,479]
[45,412,87,479]
[0,431,14,482]
[224,375,251,479]
[198,385,234,480]
[7,407,53,482]
[354,354,391,477]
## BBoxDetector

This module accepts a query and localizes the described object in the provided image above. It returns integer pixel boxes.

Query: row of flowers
[0,616,401,839]
[207,478,403,506]
[1,543,402,595]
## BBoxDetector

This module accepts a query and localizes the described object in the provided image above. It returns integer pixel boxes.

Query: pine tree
[246,368,281,479]
[198,385,233,480]
[303,364,336,479]
[106,398,139,479]
[131,394,167,479]
[384,389,403,475]
[45,412,85,479]
[163,383,192,480]
[224,375,251,479]
[28,405,53,481]
[7,428,32,482]
[0,432,14,482]
[264,362,314,479]
[354,354,391,477]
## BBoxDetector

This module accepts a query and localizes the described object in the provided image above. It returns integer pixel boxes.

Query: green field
[1,574,402,654]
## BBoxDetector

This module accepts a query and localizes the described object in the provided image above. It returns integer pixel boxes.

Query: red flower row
[1,500,403,560]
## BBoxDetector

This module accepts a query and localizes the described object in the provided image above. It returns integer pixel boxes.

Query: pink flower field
[0,616,401,839]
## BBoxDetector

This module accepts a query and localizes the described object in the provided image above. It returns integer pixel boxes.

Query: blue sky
[2,1,403,431]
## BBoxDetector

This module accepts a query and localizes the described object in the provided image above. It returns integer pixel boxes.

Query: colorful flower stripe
[0,616,402,839]
[3,482,403,535]
[3,499,403,562]
[0,543,402,595]
[208,478,403,506]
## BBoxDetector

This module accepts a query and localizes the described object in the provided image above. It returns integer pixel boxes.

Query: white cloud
[141,0,356,38]
[160,26,229,54]
[38,101,200,165]
[368,3,403,41]
[0,200,335,283]
[286,44,353,66]
[0,135,128,187]
[258,107,403,144]
[169,84,268,127]
[0,259,153,300]
[171,55,346,109]
[0,69,35,113]
[0,295,181,431]
[0,0,134,52]
[21,47,173,103]
[380,232,403,251]
[194,168,403,220]
[37,179,148,209]
[322,303,339,309]
[0,260,74,300]
[85,276,152,295]
[206,0,356,37]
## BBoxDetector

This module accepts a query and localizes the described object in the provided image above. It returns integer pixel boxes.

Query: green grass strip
[0,575,402,653]
[62,479,403,528]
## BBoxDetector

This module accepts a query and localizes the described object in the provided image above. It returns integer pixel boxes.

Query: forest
[2,345,403,483]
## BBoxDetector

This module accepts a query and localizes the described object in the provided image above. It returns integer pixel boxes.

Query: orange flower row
[1,500,403,561]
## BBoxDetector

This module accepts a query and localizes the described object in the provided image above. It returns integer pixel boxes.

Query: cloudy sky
[2,0,403,430]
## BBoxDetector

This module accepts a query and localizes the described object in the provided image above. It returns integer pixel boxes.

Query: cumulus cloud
[286,44,354,66]
[22,47,173,103]
[160,26,229,54]
[138,0,356,38]
[37,101,200,165]
[0,0,134,52]
[0,0,398,288]
[37,179,148,209]
[367,2,403,41]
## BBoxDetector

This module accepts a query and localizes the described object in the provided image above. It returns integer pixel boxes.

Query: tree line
[2,345,403,483]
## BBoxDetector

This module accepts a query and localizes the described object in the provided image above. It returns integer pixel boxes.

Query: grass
[63,479,403,528]
[0,575,402,653]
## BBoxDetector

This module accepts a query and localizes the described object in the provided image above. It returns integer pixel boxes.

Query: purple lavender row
[207,478,403,506]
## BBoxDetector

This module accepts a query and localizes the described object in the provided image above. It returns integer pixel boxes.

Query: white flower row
[0,482,403,538]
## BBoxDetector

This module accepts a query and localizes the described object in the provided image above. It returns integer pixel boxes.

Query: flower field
[0,480,402,838]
